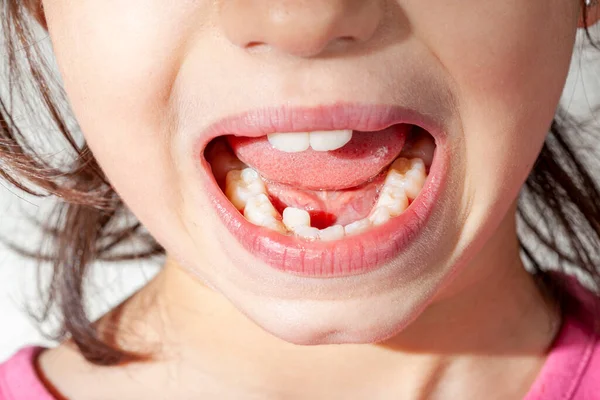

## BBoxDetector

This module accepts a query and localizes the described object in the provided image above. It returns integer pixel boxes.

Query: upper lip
[196,102,446,153]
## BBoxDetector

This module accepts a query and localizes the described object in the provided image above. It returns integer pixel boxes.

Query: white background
[1,28,599,362]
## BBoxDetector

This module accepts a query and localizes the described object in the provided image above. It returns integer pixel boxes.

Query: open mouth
[196,104,448,278]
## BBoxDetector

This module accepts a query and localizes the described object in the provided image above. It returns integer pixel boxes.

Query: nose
[219,1,384,58]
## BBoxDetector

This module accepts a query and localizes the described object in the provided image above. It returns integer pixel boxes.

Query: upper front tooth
[267,130,353,153]
[309,130,352,151]
[267,132,310,153]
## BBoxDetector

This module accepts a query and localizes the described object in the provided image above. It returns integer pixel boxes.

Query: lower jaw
[198,137,448,278]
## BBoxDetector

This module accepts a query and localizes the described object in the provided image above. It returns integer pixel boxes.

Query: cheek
[42,1,206,246]
[413,0,578,219]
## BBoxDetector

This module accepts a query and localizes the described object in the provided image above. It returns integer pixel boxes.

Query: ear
[578,2,600,28]
[23,0,47,31]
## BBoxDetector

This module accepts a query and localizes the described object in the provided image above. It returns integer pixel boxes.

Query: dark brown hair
[1,1,599,365]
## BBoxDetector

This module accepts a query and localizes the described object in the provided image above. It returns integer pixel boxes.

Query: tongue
[227,124,410,190]
[266,174,385,227]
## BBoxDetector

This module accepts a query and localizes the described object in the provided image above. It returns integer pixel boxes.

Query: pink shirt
[1,312,598,399]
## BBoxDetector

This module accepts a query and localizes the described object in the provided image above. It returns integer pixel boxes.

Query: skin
[29,0,599,398]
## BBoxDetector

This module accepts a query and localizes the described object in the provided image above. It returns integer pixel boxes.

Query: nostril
[323,36,359,54]
[246,41,264,49]
[245,41,272,54]
[220,2,383,58]
[334,36,357,47]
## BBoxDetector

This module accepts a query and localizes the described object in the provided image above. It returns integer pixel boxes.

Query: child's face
[41,1,579,343]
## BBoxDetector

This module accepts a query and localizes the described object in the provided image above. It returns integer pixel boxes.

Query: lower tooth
[404,160,427,199]
[282,207,311,231]
[368,207,391,226]
[224,157,428,239]
[294,226,321,241]
[263,219,288,234]
[404,178,425,200]
[377,190,409,217]
[240,168,260,182]
[319,225,345,241]
[225,168,267,210]
[390,158,412,174]
[344,219,372,236]
[244,194,286,233]
[389,158,427,200]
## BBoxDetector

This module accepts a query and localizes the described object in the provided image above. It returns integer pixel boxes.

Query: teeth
[267,130,353,153]
[294,226,321,241]
[225,168,268,210]
[368,207,391,226]
[369,157,426,221]
[377,185,409,218]
[222,156,428,241]
[283,207,344,241]
[387,158,427,200]
[267,132,310,153]
[243,194,286,233]
[344,218,372,236]
[319,225,345,241]
[309,130,353,151]
[282,207,311,231]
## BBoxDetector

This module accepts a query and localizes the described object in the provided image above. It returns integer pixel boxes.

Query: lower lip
[197,139,449,278]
